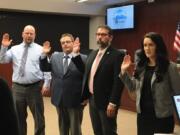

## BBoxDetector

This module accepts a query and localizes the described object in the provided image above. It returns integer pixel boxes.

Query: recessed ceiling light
[75,0,88,3]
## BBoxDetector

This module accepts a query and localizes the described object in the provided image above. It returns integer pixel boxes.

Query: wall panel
[114,0,180,111]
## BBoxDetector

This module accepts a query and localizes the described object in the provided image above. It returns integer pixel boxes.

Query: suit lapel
[96,46,111,72]
[86,50,98,75]
[58,53,64,74]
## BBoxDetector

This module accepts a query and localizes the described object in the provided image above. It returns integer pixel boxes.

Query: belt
[14,81,41,87]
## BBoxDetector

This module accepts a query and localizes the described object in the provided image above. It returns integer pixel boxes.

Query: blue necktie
[63,55,69,74]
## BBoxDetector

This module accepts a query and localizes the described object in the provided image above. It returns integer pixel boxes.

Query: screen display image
[107,5,134,30]
[173,95,180,119]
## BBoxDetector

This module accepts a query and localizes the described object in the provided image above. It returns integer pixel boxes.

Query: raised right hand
[42,41,51,54]
[73,37,80,54]
[121,55,132,74]
[1,33,12,47]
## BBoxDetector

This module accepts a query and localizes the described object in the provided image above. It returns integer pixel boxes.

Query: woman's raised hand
[121,55,132,75]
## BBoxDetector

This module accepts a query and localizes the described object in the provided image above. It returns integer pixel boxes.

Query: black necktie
[63,55,69,74]
[19,45,29,76]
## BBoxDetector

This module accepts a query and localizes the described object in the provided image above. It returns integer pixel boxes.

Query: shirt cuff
[109,102,117,107]
[43,80,51,89]
[40,53,48,59]
[43,72,51,88]
[72,52,80,57]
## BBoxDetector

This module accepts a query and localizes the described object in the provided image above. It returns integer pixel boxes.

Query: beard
[97,40,109,49]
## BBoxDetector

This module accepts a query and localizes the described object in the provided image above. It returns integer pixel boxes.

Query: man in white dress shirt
[0,25,51,135]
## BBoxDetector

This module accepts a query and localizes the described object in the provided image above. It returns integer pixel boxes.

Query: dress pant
[89,95,118,135]
[56,106,83,135]
[12,82,45,135]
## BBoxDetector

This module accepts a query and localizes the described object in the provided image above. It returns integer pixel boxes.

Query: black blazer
[82,46,124,110]
[40,52,86,108]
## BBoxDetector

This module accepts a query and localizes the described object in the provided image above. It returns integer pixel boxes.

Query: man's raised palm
[1,33,12,47]
[43,41,51,54]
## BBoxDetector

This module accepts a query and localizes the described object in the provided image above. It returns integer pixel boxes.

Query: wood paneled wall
[117,0,180,111]
[113,0,180,61]
[0,64,12,86]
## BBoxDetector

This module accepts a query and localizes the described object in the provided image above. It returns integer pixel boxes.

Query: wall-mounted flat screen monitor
[106,5,134,30]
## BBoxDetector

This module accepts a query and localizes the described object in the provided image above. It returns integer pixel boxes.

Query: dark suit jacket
[40,52,86,108]
[82,46,124,110]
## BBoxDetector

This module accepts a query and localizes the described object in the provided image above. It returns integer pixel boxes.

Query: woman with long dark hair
[120,32,180,135]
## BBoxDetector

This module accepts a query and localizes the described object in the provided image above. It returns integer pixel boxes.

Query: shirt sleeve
[0,46,12,63]
[42,72,51,88]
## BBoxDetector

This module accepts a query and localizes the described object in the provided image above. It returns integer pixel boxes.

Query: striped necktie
[19,45,29,77]
[63,55,69,74]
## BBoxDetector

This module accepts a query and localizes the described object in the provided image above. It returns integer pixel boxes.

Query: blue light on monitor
[107,5,134,30]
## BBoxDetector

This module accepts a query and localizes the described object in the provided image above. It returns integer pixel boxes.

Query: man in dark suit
[81,25,124,135]
[39,33,86,135]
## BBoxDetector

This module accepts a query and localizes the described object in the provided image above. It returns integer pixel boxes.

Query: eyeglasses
[61,40,72,45]
[96,33,109,37]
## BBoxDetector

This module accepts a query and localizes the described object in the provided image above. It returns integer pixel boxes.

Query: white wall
[0,0,144,16]
[0,0,106,16]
